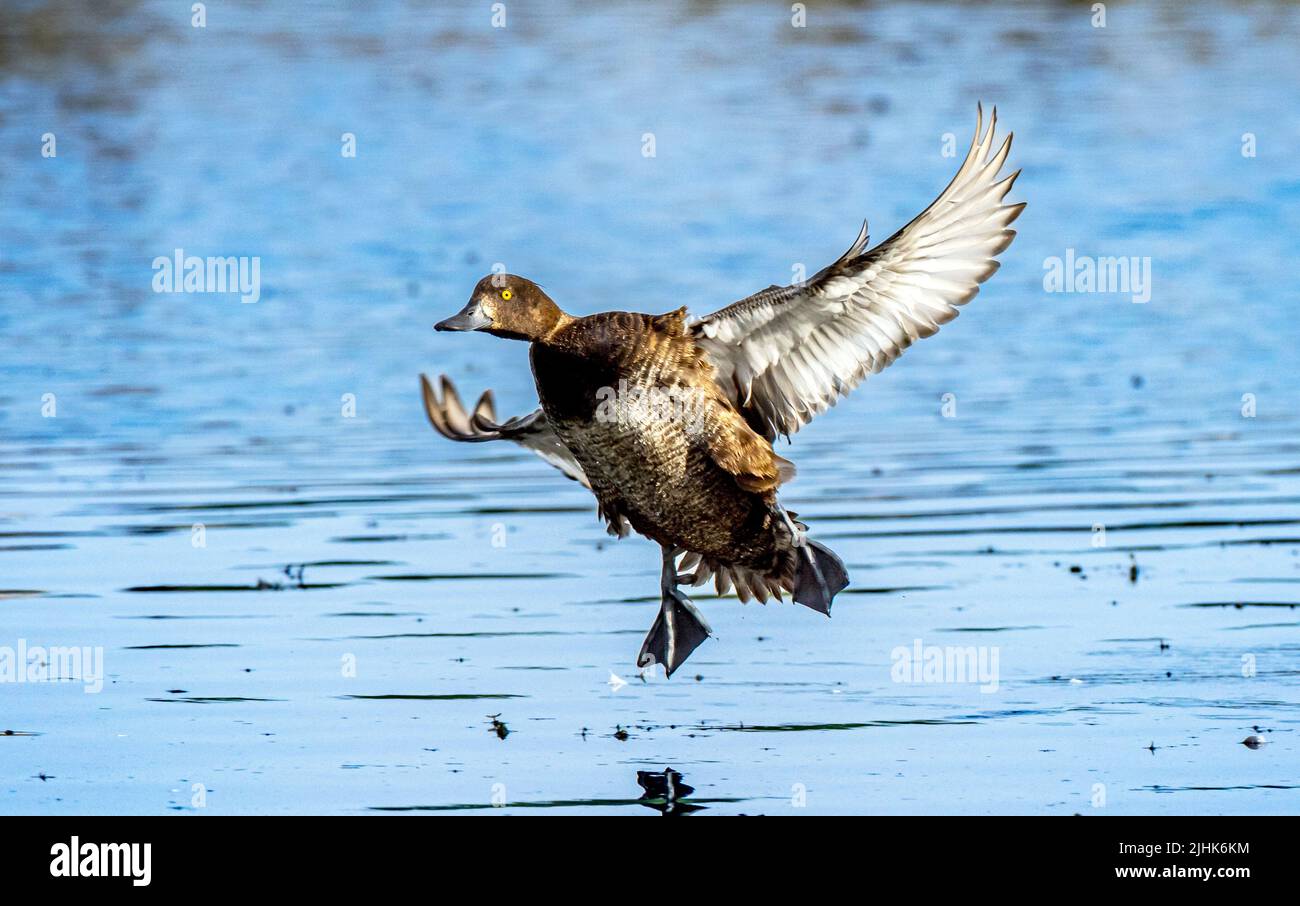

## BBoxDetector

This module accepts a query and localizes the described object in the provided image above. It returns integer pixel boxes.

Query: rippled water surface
[3,0,1299,814]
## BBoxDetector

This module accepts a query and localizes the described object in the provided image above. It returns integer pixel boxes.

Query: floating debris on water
[487,714,509,740]
[1242,735,1267,749]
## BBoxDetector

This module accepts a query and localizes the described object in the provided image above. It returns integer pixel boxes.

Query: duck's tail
[671,510,849,611]
[791,539,849,615]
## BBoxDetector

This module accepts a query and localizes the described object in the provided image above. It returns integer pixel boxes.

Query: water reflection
[636,768,706,817]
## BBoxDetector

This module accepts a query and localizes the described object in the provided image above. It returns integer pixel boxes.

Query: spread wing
[690,105,1024,439]
[420,374,590,488]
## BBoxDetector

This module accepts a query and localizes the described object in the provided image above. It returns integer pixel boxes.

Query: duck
[423,106,1023,677]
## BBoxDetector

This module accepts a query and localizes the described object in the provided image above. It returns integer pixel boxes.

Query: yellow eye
[501,289,513,300]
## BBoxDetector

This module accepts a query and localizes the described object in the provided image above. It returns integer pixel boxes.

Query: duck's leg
[778,506,849,615]
[637,545,713,678]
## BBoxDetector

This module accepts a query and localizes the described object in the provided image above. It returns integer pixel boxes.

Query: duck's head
[435,274,566,342]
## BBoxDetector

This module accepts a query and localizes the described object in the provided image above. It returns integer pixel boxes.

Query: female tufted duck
[424,106,1023,676]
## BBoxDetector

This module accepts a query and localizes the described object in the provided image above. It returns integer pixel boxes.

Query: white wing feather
[691,105,1024,438]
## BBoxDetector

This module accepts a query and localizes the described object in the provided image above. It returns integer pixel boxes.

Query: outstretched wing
[691,105,1024,439]
[419,374,590,488]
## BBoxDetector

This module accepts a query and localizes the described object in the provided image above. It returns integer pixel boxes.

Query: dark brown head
[435,274,567,342]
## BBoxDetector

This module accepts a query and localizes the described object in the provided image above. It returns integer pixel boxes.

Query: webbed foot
[637,587,713,678]
[637,546,713,678]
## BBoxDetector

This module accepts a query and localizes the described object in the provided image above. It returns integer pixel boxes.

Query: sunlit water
[2,0,1298,815]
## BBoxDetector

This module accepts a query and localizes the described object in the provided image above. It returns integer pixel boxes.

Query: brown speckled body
[530,310,794,578]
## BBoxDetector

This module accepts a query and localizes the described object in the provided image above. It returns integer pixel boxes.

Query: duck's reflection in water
[636,768,705,816]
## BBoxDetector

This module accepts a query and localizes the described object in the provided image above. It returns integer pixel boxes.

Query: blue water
[2,0,1298,814]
